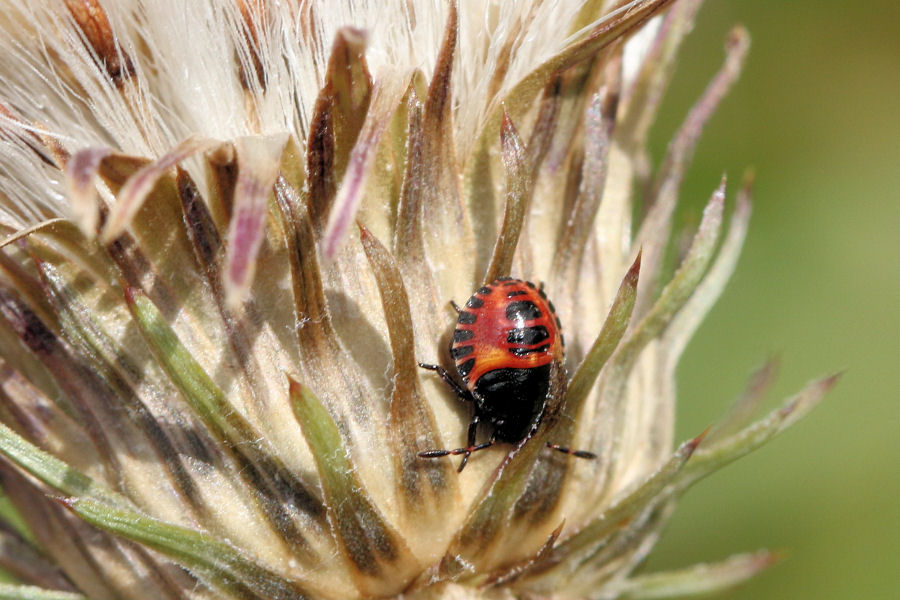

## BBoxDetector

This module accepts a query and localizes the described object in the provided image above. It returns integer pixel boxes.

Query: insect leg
[417,415,494,472]
[456,414,481,472]
[418,362,471,400]
[545,442,596,459]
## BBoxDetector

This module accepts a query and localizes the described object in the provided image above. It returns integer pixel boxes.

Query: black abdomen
[473,364,550,443]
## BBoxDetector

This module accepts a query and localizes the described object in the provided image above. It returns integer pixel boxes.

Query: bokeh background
[642,1,900,598]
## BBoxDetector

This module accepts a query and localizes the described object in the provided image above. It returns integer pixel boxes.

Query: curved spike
[322,76,408,261]
[100,136,220,243]
[223,135,289,309]
[483,112,531,284]
[125,288,326,557]
[358,223,460,557]
[289,379,420,597]
[65,497,311,600]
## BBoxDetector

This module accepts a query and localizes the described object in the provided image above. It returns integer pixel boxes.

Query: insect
[418,277,596,471]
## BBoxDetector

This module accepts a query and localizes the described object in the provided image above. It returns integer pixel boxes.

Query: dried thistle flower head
[0,1,835,599]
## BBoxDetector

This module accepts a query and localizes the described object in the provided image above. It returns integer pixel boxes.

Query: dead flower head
[0,1,834,599]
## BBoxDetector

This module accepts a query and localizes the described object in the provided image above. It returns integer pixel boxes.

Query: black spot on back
[457,358,475,378]
[478,286,492,295]
[453,329,474,342]
[466,296,484,309]
[458,311,477,324]
[507,325,549,346]
[506,300,541,321]
[451,345,473,360]
[509,344,550,357]
[506,290,527,298]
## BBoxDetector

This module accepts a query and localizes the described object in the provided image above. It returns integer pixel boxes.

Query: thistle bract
[0,1,832,599]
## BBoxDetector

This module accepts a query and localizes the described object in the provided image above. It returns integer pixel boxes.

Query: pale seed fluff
[0,1,833,600]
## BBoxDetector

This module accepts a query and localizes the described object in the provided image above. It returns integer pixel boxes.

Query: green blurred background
[642,1,900,598]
